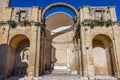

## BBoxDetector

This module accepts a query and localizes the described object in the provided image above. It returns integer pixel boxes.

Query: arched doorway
[5,34,30,77]
[92,34,115,76]
[42,2,78,18]
[45,12,77,74]
[42,2,79,74]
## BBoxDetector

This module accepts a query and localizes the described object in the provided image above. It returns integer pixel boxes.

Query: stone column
[77,36,85,75]
[0,0,11,8]
[79,6,90,22]
[79,7,84,22]
[28,6,40,77]
[75,22,81,74]
[112,26,120,78]
[28,6,42,76]
[80,26,88,76]
[80,26,95,79]
[27,24,37,77]
[109,6,117,22]
[1,7,13,77]
[34,8,42,77]
[86,30,94,79]
[2,7,13,43]
[3,7,12,21]
[31,6,40,22]
[33,23,41,77]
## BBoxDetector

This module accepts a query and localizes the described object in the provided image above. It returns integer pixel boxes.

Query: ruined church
[0,0,120,79]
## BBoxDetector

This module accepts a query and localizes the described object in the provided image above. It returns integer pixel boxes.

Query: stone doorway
[5,35,30,77]
[92,34,115,76]
[45,12,78,74]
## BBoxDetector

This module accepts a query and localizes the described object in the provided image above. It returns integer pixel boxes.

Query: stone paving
[34,74,88,80]
[0,75,118,80]
[0,75,88,80]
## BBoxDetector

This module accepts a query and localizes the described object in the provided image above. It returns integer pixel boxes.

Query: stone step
[0,75,118,80]
[95,76,117,80]
[52,69,70,74]
[35,75,88,80]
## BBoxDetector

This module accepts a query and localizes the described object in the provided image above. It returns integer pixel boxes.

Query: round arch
[44,11,77,73]
[92,34,115,76]
[42,2,78,18]
[6,34,30,76]
[45,12,75,31]
[92,34,113,42]
[9,34,30,49]
[92,34,113,48]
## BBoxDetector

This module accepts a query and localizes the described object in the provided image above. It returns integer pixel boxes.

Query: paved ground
[0,75,118,80]
[0,75,88,80]
[35,74,87,80]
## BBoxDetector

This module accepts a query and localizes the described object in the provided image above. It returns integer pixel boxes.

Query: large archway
[45,12,78,74]
[92,34,115,76]
[42,2,78,18]
[42,2,79,74]
[5,34,30,77]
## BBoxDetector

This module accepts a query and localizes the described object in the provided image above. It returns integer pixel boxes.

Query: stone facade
[0,1,120,79]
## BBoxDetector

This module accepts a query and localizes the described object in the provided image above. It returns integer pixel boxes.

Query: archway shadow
[0,44,29,79]
[10,42,29,79]
[0,44,9,76]
[50,46,57,74]
[11,62,28,77]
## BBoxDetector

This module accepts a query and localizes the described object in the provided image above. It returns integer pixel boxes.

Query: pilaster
[27,24,37,77]
[31,6,40,22]
[3,7,12,21]
[109,6,117,21]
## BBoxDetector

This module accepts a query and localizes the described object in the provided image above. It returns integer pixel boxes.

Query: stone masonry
[0,0,120,79]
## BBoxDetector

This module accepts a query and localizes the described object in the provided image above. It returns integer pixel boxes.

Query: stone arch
[20,47,29,62]
[92,34,113,44]
[42,2,78,18]
[44,10,77,74]
[5,34,30,76]
[45,12,75,30]
[9,34,30,49]
[92,34,115,76]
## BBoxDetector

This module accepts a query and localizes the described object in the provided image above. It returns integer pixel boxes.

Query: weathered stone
[0,1,120,79]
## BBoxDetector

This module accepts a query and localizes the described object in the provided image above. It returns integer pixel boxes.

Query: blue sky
[11,0,120,21]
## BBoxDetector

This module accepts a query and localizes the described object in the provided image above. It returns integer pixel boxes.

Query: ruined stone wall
[0,8,5,21]
[0,6,43,77]
[80,24,120,77]
[79,6,117,22]
[0,0,11,21]
[12,8,32,22]
[0,3,119,78]
[0,0,10,8]
[44,29,52,71]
